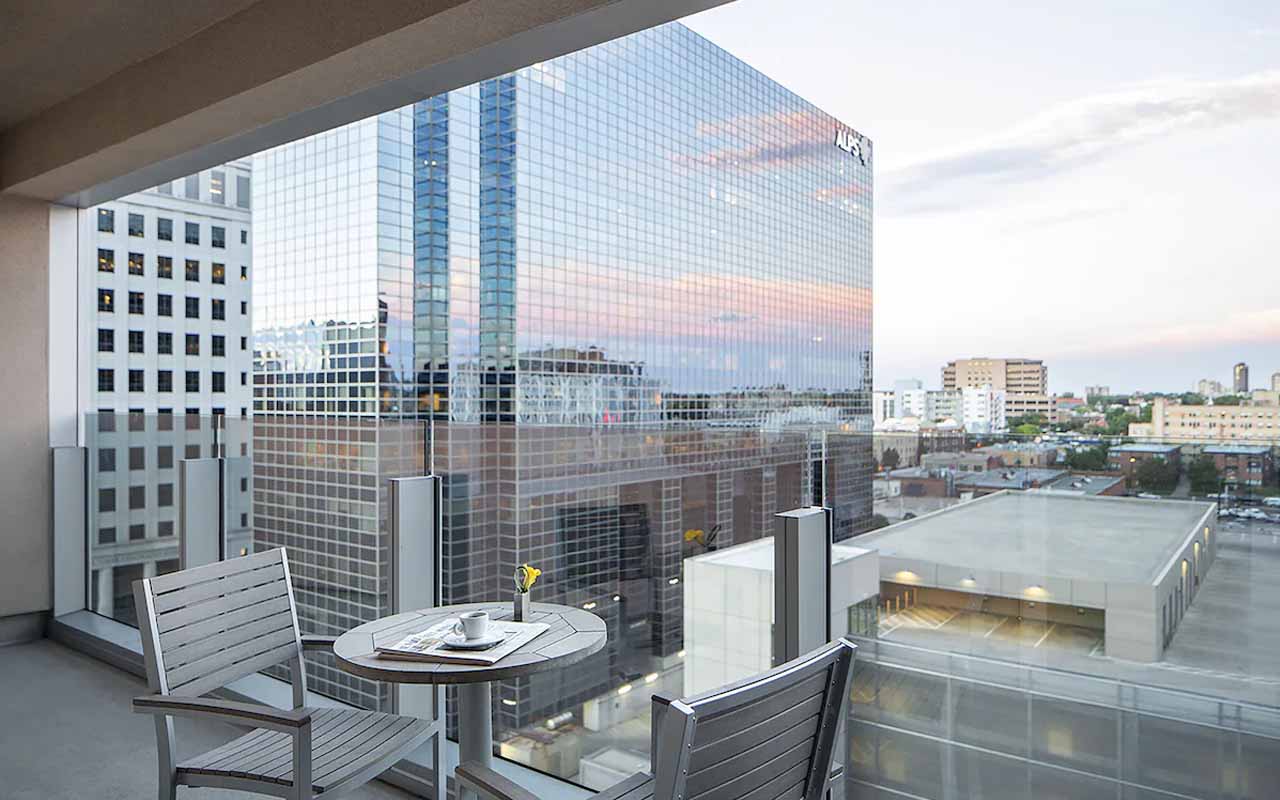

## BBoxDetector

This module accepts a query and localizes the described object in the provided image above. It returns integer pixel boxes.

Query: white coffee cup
[453,610,489,640]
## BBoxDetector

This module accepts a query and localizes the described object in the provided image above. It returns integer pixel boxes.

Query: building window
[98,289,113,312]
[185,222,199,245]
[212,226,226,249]
[158,520,174,537]
[129,523,146,541]
[128,369,144,392]
[212,406,225,416]
[240,229,248,244]
[158,483,174,507]
[157,370,173,393]
[240,301,247,316]
[240,336,247,351]
[98,448,115,472]
[97,369,114,392]
[128,213,144,237]
[212,299,225,320]
[157,217,173,241]
[210,171,225,204]
[157,331,172,354]
[212,334,225,357]
[212,372,226,393]
[97,248,114,272]
[184,175,199,200]
[98,527,116,544]
[184,443,201,459]
[98,488,115,512]
[240,265,248,281]
[128,330,144,353]
[157,256,172,278]
[157,294,172,317]
[97,329,114,352]
[128,252,144,276]
[128,291,144,314]
[185,297,199,319]
[157,446,173,469]
[185,371,200,392]
[236,175,250,209]
[97,208,114,233]
[185,259,199,281]
[185,334,199,355]
[240,371,247,386]
[128,446,145,470]
[212,263,226,284]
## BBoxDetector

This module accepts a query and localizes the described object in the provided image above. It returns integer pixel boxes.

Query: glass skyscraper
[253,21,872,780]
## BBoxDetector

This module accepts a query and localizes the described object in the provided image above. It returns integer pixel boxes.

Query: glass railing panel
[837,429,1280,799]
[422,422,810,789]
[85,411,218,626]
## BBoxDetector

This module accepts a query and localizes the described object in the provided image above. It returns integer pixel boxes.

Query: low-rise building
[1041,472,1127,496]
[921,450,1001,473]
[1146,396,1280,442]
[1201,445,1274,488]
[975,441,1060,468]
[955,467,1067,497]
[1108,442,1182,484]
[885,467,952,498]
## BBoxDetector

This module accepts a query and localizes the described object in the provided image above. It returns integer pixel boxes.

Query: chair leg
[154,717,178,800]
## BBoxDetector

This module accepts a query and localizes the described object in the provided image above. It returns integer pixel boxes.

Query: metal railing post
[774,505,843,800]
[388,475,446,800]
[179,458,224,569]
[52,446,87,615]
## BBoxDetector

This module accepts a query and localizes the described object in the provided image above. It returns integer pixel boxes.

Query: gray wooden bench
[457,638,856,800]
[132,548,438,799]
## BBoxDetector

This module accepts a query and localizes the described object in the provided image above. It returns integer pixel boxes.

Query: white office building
[961,384,1007,434]
[84,162,254,622]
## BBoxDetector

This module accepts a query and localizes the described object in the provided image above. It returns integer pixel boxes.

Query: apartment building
[943,357,1048,421]
[1146,396,1280,442]
[1202,445,1274,488]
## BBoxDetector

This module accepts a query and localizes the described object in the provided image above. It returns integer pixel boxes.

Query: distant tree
[1187,457,1221,496]
[1014,423,1042,436]
[1065,445,1109,471]
[880,447,901,471]
[1008,414,1047,430]
[1180,393,1206,406]
[1213,394,1244,406]
[1104,408,1137,435]
[1135,457,1179,493]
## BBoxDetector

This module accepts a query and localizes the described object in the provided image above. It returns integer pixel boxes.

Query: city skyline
[686,0,1280,393]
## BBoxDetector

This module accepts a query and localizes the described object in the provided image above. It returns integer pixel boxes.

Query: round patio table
[334,601,607,800]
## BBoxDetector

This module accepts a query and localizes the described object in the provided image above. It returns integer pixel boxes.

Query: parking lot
[879,603,1105,658]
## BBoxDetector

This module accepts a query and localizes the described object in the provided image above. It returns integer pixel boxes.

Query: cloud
[881,70,1280,214]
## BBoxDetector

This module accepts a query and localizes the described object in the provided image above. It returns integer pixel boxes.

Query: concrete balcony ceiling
[0,0,729,206]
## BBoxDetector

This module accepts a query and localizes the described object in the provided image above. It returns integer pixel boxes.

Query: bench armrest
[133,695,313,732]
[456,762,540,800]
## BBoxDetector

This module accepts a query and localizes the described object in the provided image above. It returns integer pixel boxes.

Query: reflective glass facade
[253,22,872,776]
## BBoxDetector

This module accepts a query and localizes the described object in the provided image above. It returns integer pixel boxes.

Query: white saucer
[442,631,507,650]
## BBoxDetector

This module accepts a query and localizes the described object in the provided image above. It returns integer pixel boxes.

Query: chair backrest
[651,638,856,800]
[133,548,305,699]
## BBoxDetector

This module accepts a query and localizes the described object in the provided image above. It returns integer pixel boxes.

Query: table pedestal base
[457,681,493,800]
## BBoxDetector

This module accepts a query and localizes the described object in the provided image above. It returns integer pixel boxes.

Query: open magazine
[375,618,549,666]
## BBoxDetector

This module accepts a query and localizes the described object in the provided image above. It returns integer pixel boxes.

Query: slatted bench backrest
[652,639,855,800]
[134,548,304,698]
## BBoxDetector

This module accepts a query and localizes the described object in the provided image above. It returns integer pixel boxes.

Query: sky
[684,0,1280,395]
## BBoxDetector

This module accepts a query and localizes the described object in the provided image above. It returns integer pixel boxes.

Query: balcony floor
[0,638,415,799]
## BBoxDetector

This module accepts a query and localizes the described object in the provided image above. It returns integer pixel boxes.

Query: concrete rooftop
[856,491,1212,584]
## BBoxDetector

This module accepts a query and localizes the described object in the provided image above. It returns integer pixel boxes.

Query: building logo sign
[834,128,871,166]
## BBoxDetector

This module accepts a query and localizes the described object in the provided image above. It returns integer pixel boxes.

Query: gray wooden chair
[132,548,438,799]
[457,638,856,800]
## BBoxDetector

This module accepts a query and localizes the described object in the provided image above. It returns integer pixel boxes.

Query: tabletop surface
[333,601,608,684]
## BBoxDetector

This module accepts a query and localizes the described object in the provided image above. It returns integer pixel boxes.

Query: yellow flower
[515,563,541,593]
